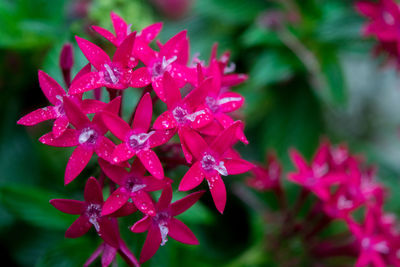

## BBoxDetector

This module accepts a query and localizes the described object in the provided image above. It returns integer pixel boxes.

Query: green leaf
[0,184,74,230]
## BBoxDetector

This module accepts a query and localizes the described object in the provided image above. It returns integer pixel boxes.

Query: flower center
[128,131,154,151]
[151,56,177,79]
[78,127,98,146]
[86,203,102,231]
[201,153,228,176]
[153,211,170,246]
[125,177,146,193]
[205,96,219,113]
[102,63,122,85]
[172,106,206,125]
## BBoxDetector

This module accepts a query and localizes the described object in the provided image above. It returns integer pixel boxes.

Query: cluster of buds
[356,0,400,67]
[17,12,253,265]
[246,141,400,267]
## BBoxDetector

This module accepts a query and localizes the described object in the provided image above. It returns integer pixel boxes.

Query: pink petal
[218,92,244,113]
[65,146,94,185]
[139,225,161,263]
[137,149,164,179]
[168,218,199,245]
[221,73,248,87]
[50,199,84,214]
[132,92,152,132]
[156,186,173,210]
[95,136,116,162]
[129,158,147,177]
[130,67,151,88]
[131,216,151,233]
[91,25,116,44]
[170,63,196,85]
[355,2,380,17]
[189,107,214,129]
[207,175,226,214]
[112,143,135,164]
[132,191,156,216]
[153,111,177,130]
[83,243,103,267]
[75,36,110,70]
[113,32,137,68]
[80,99,107,114]
[39,129,78,147]
[52,116,69,138]
[197,121,224,136]
[140,22,163,43]
[98,158,128,185]
[180,127,208,160]
[119,242,140,267]
[84,177,104,204]
[161,30,188,64]
[149,129,176,148]
[184,78,212,110]
[17,106,57,126]
[102,187,130,215]
[143,176,171,192]
[101,111,130,140]
[63,97,90,129]
[210,121,241,156]
[71,63,92,85]
[104,95,122,114]
[171,190,205,216]
[223,158,254,175]
[289,149,309,172]
[69,72,104,95]
[38,70,66,105]
[152,77,166,101]
[109,201,137,217]
[101,244,117,267]
[111,12,128,42]
[65,215,92,238]
[134,39,157,66]
[178,162,205,191]
[97,217,119,248]
[163,72,181,109]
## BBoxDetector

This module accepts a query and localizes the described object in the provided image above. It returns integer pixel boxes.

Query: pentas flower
[347,207,390,267]
[246,153,281,191]
[50,177,119,248]
[39,97,121,184]
[131,186,204,263]
[179,122,253,213]
[356,0,400,42]
[288,143,347,200]
[101,92,175,179]
[92,12,162,48]
[99,158,171,216]
[17,68,105,138]
[69,32,138,95]
[130,31,193,101]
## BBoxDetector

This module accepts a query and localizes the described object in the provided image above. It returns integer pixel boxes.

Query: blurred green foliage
[2,0,400,266]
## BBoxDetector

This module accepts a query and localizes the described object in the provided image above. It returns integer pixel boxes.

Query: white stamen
[224,62,236,74]
[129,131,155,145]
[337,196,353,210]
[215,161,228,176]
[104,64,118,84]
[374,241,389,254]
[159,222,169,246]
[185,110,206,122]
[217,97,242,105]
[162,56,177,69]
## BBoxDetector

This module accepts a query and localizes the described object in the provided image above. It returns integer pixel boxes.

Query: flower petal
[223,158,254,175]
[207,175,226,214]
[84,177,104,204]
[130,67,151,88]
[140,22,163,43]
[65,146,94,185]
[52,116,69,138]
[92,25,116,44]
[178,162,204,191]
[101,111,130,141]
[113,32,137,68]
[161,30,188,64]
[221,73,248,87]
[38,70,66,105]
[109,201,137,217]
[218,92,244,113]
[132,191,156,216]
[131,216,151,233]
[63,97,90,129]
[17,106,57,126]
[50,199,84,214]
[210,121,241,156]
[171,190,205,216]
[65,215,92,238]
[101,244,117,267]
[137,149,164,179]
[102,187,130,216]
[153,111,176,130]
[132,92,152,132]
[112,143,135,164]
[111,12,128,42]
[98,158,127,185]
[98,217,119,248]
[148,129,175,148]
[163,72,181,109]
[80,99,107,114]
[69,72,104,95]
[156,186,173,210]
[39,129,78,147]
[168,218,199,245]
[289,149,309,172]
[180,127,208,160]
[71,63,92,85]
[139,225,162,263]
[75,36,110,70]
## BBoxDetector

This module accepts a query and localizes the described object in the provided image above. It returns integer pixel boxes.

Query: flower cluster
[356,0,400,68]
[17,12,252,265]
[245,141,400,267]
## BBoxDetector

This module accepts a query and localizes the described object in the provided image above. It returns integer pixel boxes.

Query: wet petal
[92,25,116,44]
[221,73,248,87]
[207,175,226,214]
[189,107,213,129]
[218,92,244,113]
[112,143,135,164]
[39,129,78,147]
[63,97,90,129]
[152,77,166,102]
[171,190,205,216]
[140,22,163,43]
[132,92,152,132]
[210,121,241,156]
[109,201,137,217]
[178,162,204,191]
[148,129,175,148]
[111,12,128,42]
[98,158,127,185]
[130,67,151,88]
[223,158,254,175]
[168,218,199,245]
[134,39,157,66]
[101,111,130,141]
[131,216,151,233]
[156,186,173,210]
[132,191,156,216]
[184,78,213,110]
[180,127,208,160]
[161,30,188,64]
[71,63,92,85]
[163,72,181,109]
[80,99,107,114]
[75,36,110,70]
[69,72,104,95]
[65,215,92,238]
[17,106,57,126]
[113,32,137,68]
[98,217,119,248]
[101,244,117,267]
[38,70,66,105]
[138,149,164,179]
[153,111,176,130]
[139,225,161,263]
[65,146,94,185]
[84,177,104,204]
[50,199,84,214]
[52,116,69,138]
[102,187,129,215]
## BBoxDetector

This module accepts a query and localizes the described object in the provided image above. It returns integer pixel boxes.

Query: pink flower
[130,31,193,101]
[39,97,121,184]
[131,186,204,263]
[99,158,171,216]
[17,68,105,138]
[69,32,138,94]
[179,122,253,213]
[101,93,175,179]
[246,153,281,191]
[50,177,120,248]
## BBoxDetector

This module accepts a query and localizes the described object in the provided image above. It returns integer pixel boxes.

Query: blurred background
[2,0,400,266]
